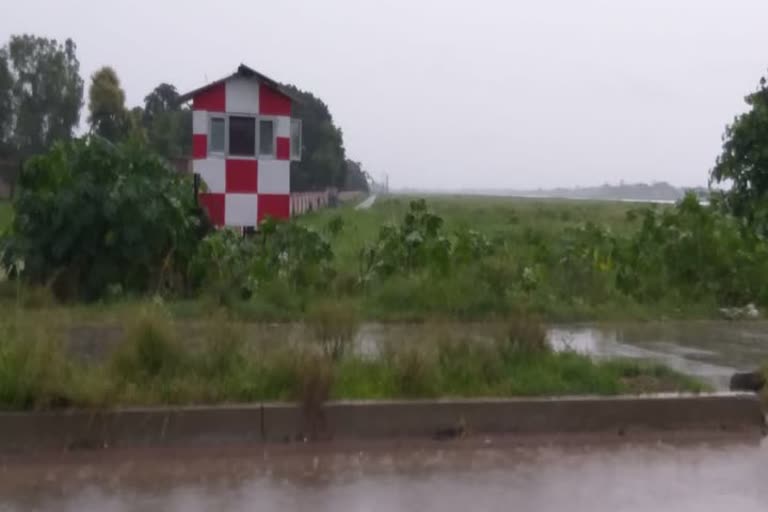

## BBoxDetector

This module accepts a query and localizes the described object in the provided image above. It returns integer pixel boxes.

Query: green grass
[299,195,655,269]
[0,194,712,323]
[295,195,717,323]
[0,308,704,410]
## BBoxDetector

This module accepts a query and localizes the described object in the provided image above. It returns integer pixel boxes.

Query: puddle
[67,320,768,390]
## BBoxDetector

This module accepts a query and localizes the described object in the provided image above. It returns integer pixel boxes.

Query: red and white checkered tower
[179,65,302,228]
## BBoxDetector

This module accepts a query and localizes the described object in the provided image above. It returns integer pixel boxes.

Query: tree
[281,84,347,191]
[142,83,191,159]
[88,66,127,142]
[1,35,83,157]
[2,137,204,300]
[711,72,768,228]
[344,159,370,192]
[0,50,13,157]
[143,83,179,126]
[126,106,147,144]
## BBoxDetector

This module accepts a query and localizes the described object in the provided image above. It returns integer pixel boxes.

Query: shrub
[2,137,205,300]
[359,199,491,281]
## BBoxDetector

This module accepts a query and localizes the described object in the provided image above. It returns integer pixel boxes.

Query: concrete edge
[0,393,763,453]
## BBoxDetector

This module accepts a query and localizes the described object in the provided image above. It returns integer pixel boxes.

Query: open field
[299,195,652,269]
[295,195,724,322]
[0,194,746,322]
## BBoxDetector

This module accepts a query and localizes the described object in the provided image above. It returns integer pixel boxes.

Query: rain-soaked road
[1,438,767,511]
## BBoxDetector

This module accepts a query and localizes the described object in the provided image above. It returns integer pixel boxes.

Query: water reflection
[356,321,768,390]
[2,441,767,511]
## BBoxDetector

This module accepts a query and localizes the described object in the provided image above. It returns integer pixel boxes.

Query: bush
[1,137,205,300]
[359,199,493,282]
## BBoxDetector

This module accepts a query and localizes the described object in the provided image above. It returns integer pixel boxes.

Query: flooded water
[355,321,768,390]
[67,320,768,390]
[2,439,767,511]
[548,322,768,389]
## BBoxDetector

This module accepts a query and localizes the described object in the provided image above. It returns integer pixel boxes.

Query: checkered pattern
[191,77,293,228]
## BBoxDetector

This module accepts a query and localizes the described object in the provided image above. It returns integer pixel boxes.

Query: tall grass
[305,298,360,360]
[0,311,704,411]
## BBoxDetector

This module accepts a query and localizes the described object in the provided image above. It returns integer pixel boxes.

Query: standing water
[355,321,768,389]
[1,440,767,511]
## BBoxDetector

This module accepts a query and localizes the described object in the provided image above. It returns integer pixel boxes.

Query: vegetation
[0,307,703,411]
[1,137,206,300]
[294,194,768,321]
[5,185,767,321]
[88,66,128,142]
[0,35,83,158]
[282,84,369,192]
[711,71,768,231]
[0,201,10,232]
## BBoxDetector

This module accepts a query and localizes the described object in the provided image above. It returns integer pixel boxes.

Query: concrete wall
[0,394,763,453]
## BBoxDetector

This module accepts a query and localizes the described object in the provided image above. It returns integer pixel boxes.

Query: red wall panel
[259,84,291,116]
[276,137,290,160]
[198,193,225,226]
[258,194,290,222]
[192,134,207,159]
[225,159,259,193]
[193,83,226,112]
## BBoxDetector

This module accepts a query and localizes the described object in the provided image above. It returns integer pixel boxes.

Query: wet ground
[9,321,768,509]
[359,321,768,389]
[1,438,766,511]
[548,321,768,389]
[67,320,768,389]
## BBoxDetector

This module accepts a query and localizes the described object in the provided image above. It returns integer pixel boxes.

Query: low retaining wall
[0,394,763,453]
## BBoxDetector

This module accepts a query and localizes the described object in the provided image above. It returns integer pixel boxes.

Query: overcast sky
[3,0,768,189]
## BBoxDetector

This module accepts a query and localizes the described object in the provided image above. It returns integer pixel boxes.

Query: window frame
[227,114,258,158]
[205,113,290,160]
[258,116,277,159]
[208,115,227,156]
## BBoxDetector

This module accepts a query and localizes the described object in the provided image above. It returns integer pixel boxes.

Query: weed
[110,308,186,381]
[305,299,360,360]
[0,320,76,409]
[390,346,438,397]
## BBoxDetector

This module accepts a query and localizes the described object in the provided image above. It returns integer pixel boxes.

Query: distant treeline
[525,182,708,202]
[0,34,368,193]
[406,182,709,202]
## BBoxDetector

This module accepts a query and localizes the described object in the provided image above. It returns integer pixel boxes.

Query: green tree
[88,66,127,142]
[711,72,768,228]
[142,83,191,159]
[126,106,147,144]
[0,50,13,157]
[2,137,204,300]
[344,159,370,192]
[282,84,347,191]
[143,83,179,126]
[2,35,83,157]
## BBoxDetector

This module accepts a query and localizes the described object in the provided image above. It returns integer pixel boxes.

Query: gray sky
[3,0,768,189]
